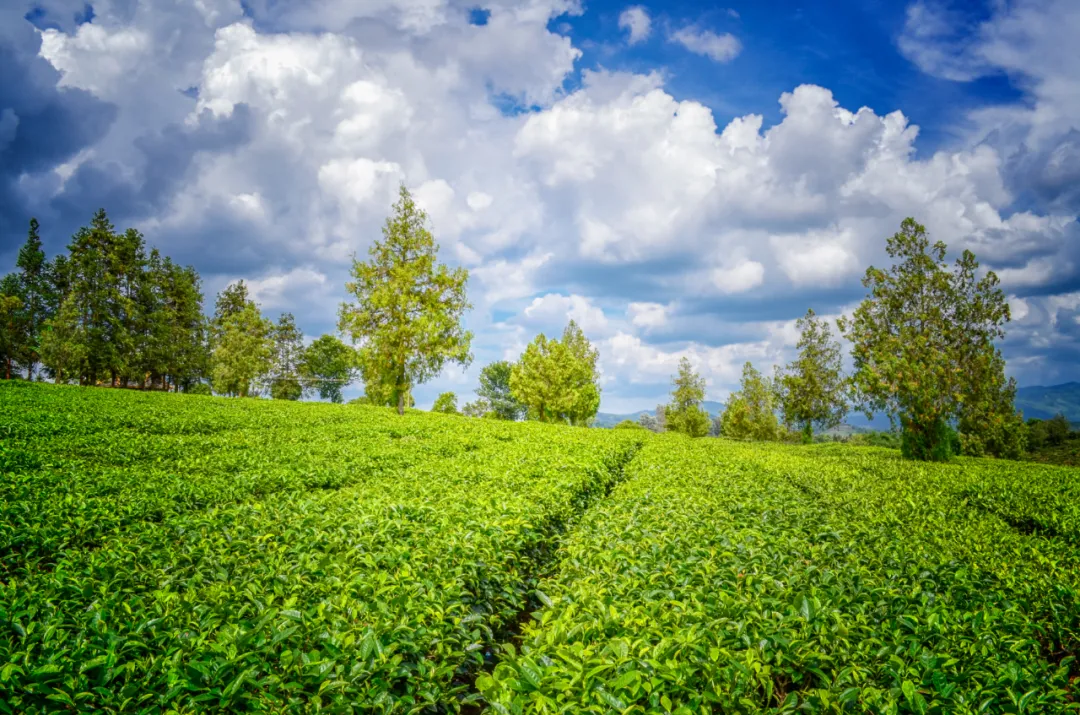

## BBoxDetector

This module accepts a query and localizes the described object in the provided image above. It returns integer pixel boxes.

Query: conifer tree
[210,284,272,397]
[665,357,710,437]
[775,308,848,442]
[269,312,304,400]
[719,362,783,441]
[339,184,472,415]
[15,218,52,379]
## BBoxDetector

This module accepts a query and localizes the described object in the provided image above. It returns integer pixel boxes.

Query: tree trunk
[4,357,10,380]
[397,389,405,416]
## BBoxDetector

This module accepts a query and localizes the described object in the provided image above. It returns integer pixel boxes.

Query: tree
[39,298,87,384]
[432,392,459,414]
[775,308,848,442]
[462,397,492,417]
[0,288,24,380]
[719,362,782,441]
[477,360,526,420]
[210,286,272,397]
[269,313,304,400]
[1045,413,1072,446]
[15,218,52,379]
[510,321,601,425]
[665,357,710,437]
[300,334,359,404]
[339,184,473,415]
[839,218,1016,461]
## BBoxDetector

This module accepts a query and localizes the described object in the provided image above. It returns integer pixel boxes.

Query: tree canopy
[665,357,710,437]
[510,320,601,426]
[300,334,358,404]
[477,360,526,420]
[338,184,472,415]
[719,362,783,441]
[775,308,848,442]
[839,218,1019,461]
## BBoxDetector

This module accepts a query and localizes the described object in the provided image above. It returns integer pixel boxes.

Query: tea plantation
[2,382,1079,713]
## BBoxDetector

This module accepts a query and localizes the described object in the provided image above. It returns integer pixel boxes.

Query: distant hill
[593,401,725,428]
[594,403,892,431]
[1015,382,1080,422]
[594,383,1080,430]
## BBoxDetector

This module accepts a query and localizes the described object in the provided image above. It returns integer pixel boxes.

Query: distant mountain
[594,402,892,431]
[1015,382,1080,422]
[593,401,725,428]
[594,382,1080,430]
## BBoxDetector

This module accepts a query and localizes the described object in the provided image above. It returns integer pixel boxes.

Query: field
[2,383,1080,713]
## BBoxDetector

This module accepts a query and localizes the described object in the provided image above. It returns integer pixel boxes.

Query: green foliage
[510,320,601,426]
[432,391,459,414]
[718,362,783,441]
[210,285,272,397]
[299,334,358,404]
[10,212,208,390]
[840,218,1015,461]
[339,184,472,415]
[462,396,491,417]
[0,381,642,712]
[268,313,304,400]
[613,419,647,430]
[185,381,212,396]
[664,356,710,437]
[1046,412,1073,446]
[775,308,848,439]
[477,360,526,420]
[900,415,958,461]
[480,436,1080,714]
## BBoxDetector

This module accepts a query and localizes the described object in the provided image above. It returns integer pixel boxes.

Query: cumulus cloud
[668,26,741,63]
[3,0,1078,409]
[618,6,651,45]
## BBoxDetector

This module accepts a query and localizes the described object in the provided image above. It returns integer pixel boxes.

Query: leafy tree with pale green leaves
[775,308,848,443]
[838,217,1017,461]
[510,320,601,426]
[269,313,304,400]
[477,360,526,420]
[299,334,358,404]
[719,362,783,441]
[432,392,459,414]
[210,285,272,397]
[665,357,710,437]
[339,184,472,415]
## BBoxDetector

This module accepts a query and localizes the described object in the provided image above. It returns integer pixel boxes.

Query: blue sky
[2,0,1079,411]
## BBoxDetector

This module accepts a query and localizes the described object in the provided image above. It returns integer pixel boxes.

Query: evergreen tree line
[1,211,205,389]
[0,211,362,400]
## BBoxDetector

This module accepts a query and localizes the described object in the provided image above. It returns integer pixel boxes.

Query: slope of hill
[1015,382,1080,422]
[593,401,725,428]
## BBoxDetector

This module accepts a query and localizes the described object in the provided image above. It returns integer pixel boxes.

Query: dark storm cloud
[0,21,115,255]
[51,106,255,227]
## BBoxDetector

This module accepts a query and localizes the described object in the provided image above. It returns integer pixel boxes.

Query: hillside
[1015,382,1080,422]
[5,381,1080,712]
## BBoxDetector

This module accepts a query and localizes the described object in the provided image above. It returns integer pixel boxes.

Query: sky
[1,0,1079,412]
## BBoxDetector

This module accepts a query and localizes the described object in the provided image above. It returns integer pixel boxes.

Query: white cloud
[711,258,765,294]
[627,302,669,329]
[668,26,741,63]
[618,6,651,45]
[18,0,1080,408]
[522,293,609,335]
